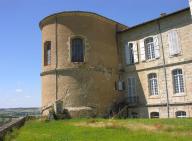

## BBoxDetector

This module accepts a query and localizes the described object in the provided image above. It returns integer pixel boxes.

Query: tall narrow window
[125,42,138,65]
[128,43,134,64]
[145,37,155,60]
[128,77,136,97]
[148,73,158,96]
[173,69,184,93]
[44,41,51,66]
[71,38,84,62]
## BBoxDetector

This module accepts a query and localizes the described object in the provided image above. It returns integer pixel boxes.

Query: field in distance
[0,107,40,117]
[5,118,192,141]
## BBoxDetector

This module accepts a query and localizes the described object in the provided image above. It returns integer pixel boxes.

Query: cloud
[25,95,31,99]
[16,88,23,93]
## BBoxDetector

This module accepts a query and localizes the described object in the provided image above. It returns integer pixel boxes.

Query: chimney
[160,13,167,17]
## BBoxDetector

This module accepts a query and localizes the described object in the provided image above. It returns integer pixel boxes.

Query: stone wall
[0,117,25,141]
[40,12,126,117]
[119,9,192,118]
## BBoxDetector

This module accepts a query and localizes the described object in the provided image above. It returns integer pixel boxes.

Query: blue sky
[0,0,189,108]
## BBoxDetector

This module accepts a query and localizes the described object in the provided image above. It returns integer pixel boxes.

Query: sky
[0,0,189,108]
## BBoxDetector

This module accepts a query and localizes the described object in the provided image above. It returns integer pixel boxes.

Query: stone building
[40,5,192,118]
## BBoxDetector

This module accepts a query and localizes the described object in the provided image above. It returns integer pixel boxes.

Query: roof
[118,7,190,33]
[39,11,128,30]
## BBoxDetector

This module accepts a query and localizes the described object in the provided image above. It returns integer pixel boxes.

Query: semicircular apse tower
[39,11,127,117]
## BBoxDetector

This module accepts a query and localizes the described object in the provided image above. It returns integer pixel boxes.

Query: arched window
[176,111,186,118]
[172,69,184,93]
[145,37,155,60]
[71,37,84,62]
[148,73,158,96]
[44,41,51,66]
[150,112,159,118]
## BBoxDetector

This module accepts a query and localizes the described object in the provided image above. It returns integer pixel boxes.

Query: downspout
[157,20,170,118]
[55,16,58,101]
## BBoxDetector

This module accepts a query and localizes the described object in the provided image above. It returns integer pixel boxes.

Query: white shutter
[153,35,160,59]
[133,42,138,63]
[168,30,181,56]
[125,43,131,65]
[190,0,192,16]
[140,39,146,61]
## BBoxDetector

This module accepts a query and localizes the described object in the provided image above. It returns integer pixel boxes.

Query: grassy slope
[6,118,192,141]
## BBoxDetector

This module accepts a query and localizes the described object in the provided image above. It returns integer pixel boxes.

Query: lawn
[5,118,192,141]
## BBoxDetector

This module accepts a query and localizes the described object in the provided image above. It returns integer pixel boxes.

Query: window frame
[128,42,134,65]
[70,37,85,63]
[150,112,160,118]
[44,41,51,66]
[172,69,185,94]
[144,37,155,60]
[127,77,137,97]
[176,111,186,118]
[148,73,158,96]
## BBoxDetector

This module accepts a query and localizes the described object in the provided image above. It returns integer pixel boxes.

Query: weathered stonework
[40,7,192,118]
[40,12,126,117]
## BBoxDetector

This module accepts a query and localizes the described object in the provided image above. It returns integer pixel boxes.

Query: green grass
[5,118,192,141]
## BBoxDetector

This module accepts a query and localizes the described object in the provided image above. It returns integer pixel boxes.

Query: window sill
[172,93,186,97]
[148,95,160,99]
[145,58,159,63]
[169,53,182,58]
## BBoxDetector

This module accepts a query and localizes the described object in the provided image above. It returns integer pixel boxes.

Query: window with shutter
[125,42,138,65]
[168,30,181,56]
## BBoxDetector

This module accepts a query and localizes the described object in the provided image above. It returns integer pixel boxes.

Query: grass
[5,118,192,141]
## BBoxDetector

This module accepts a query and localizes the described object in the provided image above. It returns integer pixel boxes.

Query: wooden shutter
[125,43,131,65]
[168,30,181,56]
[133,42,138,63]
[140,39,146,61]
[153,35,160,59]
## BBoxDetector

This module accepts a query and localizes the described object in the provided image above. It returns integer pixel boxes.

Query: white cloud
[25,95,31,99]
[16,88,23,93]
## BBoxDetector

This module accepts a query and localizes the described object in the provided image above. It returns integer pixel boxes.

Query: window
[145,37,155,60]
[172,69,184,94]
[131,112,138,118]
[176,111,186,118]
[148,73,158,96]
[125,42,138,65]
[71,37,84,62]
[44,41,51,66]
[150,112,159,118]
[128,43,134,64]
[127,77,136,97]
[168,30,181,56]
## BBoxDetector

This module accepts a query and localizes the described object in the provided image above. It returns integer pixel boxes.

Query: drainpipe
[157,20,170,118]
[55,16,58,101]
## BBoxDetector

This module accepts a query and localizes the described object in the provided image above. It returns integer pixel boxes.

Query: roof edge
[39,11,128,30]
[118,7,190,33]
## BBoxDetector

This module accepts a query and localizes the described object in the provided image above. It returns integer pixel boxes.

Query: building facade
[40,6,192,118]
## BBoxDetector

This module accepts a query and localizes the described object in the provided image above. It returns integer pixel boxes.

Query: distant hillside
[0,107,40,117]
